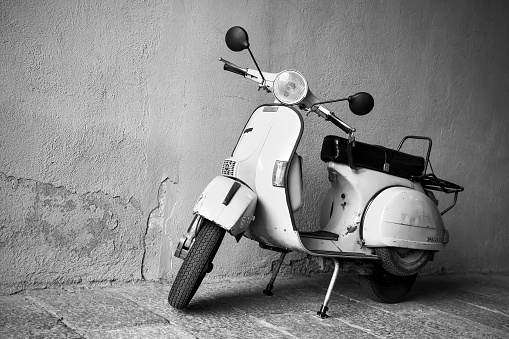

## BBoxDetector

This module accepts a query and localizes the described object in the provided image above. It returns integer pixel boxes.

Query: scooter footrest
[299,230,339,241]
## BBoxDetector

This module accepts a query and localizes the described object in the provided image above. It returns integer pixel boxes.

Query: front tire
[360,271,417,303]
[168,220,225,309]
[375,247,432,276]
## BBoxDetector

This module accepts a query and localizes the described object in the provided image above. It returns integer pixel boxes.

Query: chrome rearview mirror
[224,26,268,91]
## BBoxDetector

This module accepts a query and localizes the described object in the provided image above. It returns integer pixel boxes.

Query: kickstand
[263,252,287,296]
[317,258,340,319]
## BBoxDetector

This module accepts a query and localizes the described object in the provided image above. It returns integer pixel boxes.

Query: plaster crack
[141,178,177,280]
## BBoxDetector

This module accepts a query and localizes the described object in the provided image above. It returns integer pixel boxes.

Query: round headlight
[273,70,308,105]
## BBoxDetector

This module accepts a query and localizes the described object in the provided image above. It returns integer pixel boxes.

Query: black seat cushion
[321,135,425,179]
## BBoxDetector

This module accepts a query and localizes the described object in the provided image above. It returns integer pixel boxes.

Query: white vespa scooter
[169,27,463,318]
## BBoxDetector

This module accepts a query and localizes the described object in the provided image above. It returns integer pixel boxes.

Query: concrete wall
[1,0,508,289]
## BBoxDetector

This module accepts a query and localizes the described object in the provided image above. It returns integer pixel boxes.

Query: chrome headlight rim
[273,70,309,105]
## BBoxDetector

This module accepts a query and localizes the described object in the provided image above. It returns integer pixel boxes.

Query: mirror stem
[247,48,267,89]
[311,97,348,108]
[310,97,349,112]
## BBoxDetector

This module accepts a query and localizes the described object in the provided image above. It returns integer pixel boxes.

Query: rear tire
[375,247,432,276]
[168,220,225,309]
[360,270,417,303]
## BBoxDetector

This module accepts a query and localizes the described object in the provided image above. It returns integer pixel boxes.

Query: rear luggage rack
[412,173,464,215]
[398,136,464,215]
[397,136,432,173]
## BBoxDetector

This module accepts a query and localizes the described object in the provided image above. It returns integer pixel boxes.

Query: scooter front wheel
[168,220,225,309]
[360,271,417,303]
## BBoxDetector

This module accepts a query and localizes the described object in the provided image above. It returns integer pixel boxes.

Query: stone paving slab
[0,273,508,338]
[306,275,509,339]
[254,313,376,339]
[83,324,195,339]
[0,295,83,339]
[411,276,509,334]
[115,283,302,339]
[24,288,171,338]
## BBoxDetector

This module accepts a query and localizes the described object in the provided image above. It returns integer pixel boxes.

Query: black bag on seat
[320,135,425,180]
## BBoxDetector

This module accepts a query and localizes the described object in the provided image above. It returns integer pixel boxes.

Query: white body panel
[221,105,311,251]
[362,187,446,251]
[309,162,419,255]
[232,105,306,251]
[214,105,447,257]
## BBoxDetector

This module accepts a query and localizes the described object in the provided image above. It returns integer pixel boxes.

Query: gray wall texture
[1,0,508,290]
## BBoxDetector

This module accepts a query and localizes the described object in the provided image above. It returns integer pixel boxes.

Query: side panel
[362,187,447,251]
[307,163,415,254]
[226,106,279,191]
[193,176,257,234]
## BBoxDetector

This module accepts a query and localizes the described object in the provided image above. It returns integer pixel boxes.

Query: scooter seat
[320,135,425,179]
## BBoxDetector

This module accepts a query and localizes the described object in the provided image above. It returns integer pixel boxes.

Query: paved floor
[0,272,508,338]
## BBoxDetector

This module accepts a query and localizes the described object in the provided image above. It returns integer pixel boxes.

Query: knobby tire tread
[168,221,225,309]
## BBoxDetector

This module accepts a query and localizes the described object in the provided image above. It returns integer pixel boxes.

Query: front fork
[174,215,204,260]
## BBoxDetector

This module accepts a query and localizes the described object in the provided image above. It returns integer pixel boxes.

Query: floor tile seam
[114,289,196,335]
[109,289,181,325]
[413,285,509,304]
[233,306,315,318]
[25,291,175,333]
[243,312,302,339]
[333,318,387,338]
[346,292,509,338]
[79,323,197,338]
[453,298,509,317]
[20,295,86,338]
[331,306,452,339]
[412,301,509,337]
[23,295,65,320]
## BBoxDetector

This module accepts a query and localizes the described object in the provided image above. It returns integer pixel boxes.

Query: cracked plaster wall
[1,0,509,288]
[0,173,144,290]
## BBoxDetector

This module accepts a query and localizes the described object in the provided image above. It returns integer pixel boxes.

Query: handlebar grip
[223,63,247,76]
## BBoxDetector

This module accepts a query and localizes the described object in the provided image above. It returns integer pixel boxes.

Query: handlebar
[219,57,356,134]
[219,58,277,88]
[326,111,356,134]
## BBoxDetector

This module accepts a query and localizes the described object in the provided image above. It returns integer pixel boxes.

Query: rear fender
[362,187,448,251]
[194,176,257,236]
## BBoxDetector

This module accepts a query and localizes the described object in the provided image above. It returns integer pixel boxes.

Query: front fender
[194,176,257,236]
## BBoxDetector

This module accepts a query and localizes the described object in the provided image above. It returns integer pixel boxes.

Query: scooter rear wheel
[375,247,432,276]
[168,220,225,309]
[360,271,417,303]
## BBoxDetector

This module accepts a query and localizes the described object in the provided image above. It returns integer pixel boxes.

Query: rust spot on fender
[342,225,358,237]
[347,225,357,234]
